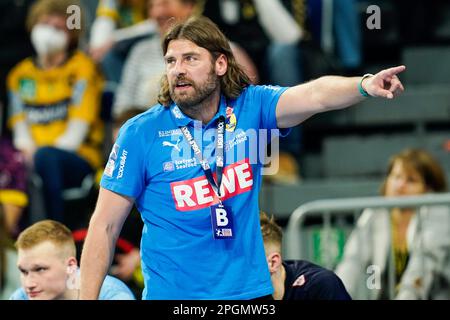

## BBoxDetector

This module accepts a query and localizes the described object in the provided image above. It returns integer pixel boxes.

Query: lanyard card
[210,203,234,239]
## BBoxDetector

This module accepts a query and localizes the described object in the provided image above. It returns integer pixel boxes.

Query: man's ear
[66,257,79,290]
[66,257,78,275]
[215,53,228,77]
[267,252,282,274]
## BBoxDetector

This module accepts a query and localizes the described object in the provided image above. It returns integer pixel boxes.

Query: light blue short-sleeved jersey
[101,85,289,299]
[9,273,135,300]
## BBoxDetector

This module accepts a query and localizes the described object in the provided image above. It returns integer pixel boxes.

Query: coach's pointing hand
[363,65,406,99]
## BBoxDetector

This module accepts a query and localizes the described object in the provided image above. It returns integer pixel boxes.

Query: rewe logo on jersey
[170,158,253,211]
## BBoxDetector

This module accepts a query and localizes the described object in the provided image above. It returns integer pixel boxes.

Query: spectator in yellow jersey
[7,0,104,223]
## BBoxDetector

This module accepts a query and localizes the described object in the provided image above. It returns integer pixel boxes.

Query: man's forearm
[277,75,367,128]
[277,65,404,128]
[310,75,366,112]
[79,215,117,299]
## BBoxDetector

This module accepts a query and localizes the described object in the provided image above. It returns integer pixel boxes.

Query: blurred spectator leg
[266,42,303,182]
[267,42,303,86]
[2,203,23,236]
[33,147,93,222]
[100,49,125,87]
[333,0,361,73]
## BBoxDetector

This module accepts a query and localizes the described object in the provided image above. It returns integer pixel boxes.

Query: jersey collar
[169,95,228,129]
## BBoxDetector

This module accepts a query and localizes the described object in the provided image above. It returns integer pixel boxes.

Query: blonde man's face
[17,241,72,300]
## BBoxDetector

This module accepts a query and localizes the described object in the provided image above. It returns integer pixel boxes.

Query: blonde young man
[261,212,351,300]
[10,220,134,300]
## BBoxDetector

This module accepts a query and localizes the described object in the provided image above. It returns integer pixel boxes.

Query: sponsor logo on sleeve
[110,143,120,160]
[292,274,306,287]
[117,149,128,179]
[104,159,115,177]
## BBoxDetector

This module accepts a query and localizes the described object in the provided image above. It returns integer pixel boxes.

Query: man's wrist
[358,73,373,97]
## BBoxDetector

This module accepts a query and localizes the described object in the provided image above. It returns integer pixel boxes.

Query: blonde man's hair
[16,220,76,258]
[260,211,283,252]
[26,0,83,48]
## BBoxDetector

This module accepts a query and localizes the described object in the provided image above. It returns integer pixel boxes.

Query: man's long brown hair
[158,16,251,107]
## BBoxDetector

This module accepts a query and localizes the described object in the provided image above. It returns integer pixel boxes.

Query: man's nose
[24,275,37,290]
[172,60,187,76]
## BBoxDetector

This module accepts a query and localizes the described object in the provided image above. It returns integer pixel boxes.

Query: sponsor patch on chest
[170,158,253,211]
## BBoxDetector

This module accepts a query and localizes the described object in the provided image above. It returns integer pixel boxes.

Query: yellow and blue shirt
[7,50,104,169]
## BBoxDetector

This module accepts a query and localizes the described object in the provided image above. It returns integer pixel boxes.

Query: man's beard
[170,69,219,111]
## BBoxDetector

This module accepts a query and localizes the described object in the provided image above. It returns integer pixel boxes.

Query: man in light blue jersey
[10,220,134,300]
[80,16,405,300]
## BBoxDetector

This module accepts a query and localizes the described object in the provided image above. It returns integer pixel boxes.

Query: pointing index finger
[384,65,406,77]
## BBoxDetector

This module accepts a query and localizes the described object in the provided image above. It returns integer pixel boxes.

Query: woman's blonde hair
[158,16,251,107]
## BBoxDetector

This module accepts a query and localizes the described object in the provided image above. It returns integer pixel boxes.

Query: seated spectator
[7,0,104,223]
[0,206,21,300]
[0,137,28,237]
[260,211,351,300]
[10,220,134,300]
[335,149,450,300]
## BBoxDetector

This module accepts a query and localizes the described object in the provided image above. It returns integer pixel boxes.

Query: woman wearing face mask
[335,149,450,300]
[7,0,103,224]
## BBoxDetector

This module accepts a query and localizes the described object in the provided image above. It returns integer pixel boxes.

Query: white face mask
[31,24,68,57]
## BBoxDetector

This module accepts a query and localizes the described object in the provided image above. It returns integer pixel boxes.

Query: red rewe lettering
[170,158,254,211]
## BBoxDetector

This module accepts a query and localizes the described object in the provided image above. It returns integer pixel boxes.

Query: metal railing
[285,192,450,299]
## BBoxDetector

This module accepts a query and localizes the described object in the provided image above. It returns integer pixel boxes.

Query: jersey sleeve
[100,119,148,198]
[248,85,290,136]
[99,275,136,300]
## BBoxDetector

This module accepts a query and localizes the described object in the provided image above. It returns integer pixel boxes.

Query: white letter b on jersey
[216,208,229,226]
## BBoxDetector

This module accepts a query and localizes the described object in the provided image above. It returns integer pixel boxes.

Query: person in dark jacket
[260,211,351,300]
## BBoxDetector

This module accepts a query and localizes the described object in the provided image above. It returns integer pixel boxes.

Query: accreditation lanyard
[179,115,226,199]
